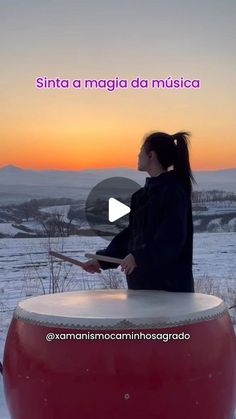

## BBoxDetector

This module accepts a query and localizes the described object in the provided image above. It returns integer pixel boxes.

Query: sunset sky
[0,0,235,171]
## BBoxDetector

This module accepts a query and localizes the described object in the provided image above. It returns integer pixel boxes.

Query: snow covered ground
[39,205,71,223]
[0,232,236,418]
[194,202,236,216]
[0,223,22,237]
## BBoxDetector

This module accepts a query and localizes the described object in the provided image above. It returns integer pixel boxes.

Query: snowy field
[0,232,236,418]
[39,205,72,222]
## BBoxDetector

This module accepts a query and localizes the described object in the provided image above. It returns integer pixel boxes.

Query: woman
[83,131,197,292]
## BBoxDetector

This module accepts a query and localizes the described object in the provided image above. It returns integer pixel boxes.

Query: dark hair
[143,131,197,196]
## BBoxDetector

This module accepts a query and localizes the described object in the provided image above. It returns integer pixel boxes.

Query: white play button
[85,176,140,240]
[108,198,130,222]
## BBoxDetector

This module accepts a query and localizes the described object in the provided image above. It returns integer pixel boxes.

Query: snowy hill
[0,165,236,205]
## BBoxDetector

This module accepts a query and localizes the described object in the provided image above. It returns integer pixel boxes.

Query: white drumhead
[14,290,227,329]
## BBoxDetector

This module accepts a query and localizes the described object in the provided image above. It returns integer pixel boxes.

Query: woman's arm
[94,190,140,270]
[96,226,130,269]
[83,226,131,273]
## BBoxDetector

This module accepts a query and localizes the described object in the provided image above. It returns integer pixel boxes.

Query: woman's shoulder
[158,174,190,208]
[131,187,146,206]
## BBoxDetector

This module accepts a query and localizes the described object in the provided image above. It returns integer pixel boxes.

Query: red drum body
[3,290,236,419]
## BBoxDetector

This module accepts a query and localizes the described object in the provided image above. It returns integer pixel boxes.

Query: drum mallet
[49,251,86,268]
[84,253,123,265]
[49,250,123,267]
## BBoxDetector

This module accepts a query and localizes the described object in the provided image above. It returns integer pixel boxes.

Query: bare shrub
[99,269,126,289]
[195,274,236,326]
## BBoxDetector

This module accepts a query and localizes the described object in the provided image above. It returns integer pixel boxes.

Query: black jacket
[96,170,194,292]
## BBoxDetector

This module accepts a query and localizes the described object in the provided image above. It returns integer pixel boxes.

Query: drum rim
[13,290,228,330]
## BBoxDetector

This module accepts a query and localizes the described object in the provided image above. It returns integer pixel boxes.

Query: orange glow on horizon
[1,89,235,172]
[1,157,235,172]
[1,133,236,172]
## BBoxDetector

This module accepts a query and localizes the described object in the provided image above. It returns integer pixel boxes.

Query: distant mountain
[1,164,25,173]
[0,165,235,204]
[193,168,236,192]
[0,165,146,187]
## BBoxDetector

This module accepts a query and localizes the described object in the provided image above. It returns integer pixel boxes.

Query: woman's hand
[121,254,137,275]
[83,259,101,273]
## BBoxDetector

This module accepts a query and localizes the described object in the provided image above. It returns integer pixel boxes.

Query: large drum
[3,290,236,419]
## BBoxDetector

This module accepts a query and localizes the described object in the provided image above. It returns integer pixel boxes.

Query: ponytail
[172,131,197,196]
[143,130,197,197]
